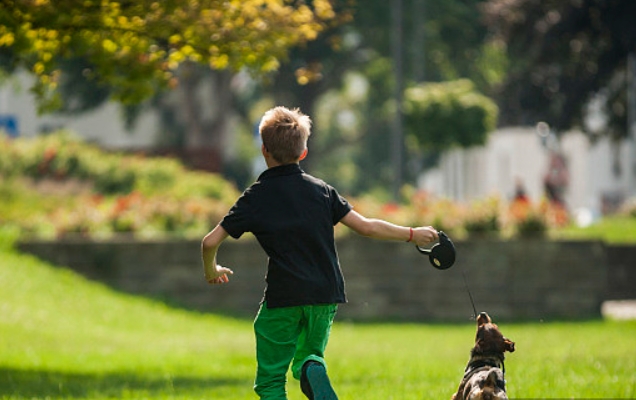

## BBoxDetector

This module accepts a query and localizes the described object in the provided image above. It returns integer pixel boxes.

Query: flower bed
[0,131,614,241]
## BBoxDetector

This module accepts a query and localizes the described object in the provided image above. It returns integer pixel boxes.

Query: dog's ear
[504,337,515,353]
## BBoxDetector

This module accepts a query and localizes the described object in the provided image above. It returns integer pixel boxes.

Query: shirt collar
[257,163,303,181]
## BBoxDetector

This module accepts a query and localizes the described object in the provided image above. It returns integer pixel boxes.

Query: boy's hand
[205,264,234,284]
[413,226,438,247]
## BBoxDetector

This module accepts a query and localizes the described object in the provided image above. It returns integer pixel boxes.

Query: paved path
[601,300,636,320]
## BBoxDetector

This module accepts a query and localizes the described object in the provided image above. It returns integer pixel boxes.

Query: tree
[350,0,501,90]
[403,79,498,151]
[0,0,337,111]
[483,0,636,140]
[0,0,339,170]
[262,0,501,195]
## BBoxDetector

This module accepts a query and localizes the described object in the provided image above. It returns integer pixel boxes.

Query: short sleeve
[220,190,253,239]
[328,185,352,225]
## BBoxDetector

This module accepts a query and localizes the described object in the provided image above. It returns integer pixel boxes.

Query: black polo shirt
[220,163,352,308]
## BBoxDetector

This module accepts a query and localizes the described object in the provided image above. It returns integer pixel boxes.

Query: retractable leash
[415,231,456,270]
[415,231,478,320]
[461,269,478,320]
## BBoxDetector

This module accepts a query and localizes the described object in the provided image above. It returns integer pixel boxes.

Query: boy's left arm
[340,210,438,246]
[201,224,233,284]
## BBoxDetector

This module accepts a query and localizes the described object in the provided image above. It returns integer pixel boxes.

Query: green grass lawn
[554,215,636,244]
[1,233,635,399]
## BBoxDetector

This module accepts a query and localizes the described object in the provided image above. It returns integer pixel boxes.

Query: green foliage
[1,245,635,398]
[263,0,498,196]
[3,131,635,242]
[0,225,19,250]
[0,0,338,110]
[350,0,493,90]
[403,79,498,151]
[512,207,549,239]
[0,131,239,238]
[463,196,501,236]
[2,131,237,199]
[483,0,636,137]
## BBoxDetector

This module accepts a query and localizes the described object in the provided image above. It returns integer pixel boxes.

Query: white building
[419,126,635,220]
[0,71,158,148]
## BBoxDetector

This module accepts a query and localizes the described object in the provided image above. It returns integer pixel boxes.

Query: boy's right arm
[340,210,438,247]
[201,224,234,284]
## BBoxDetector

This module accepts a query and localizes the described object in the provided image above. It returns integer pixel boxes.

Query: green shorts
[253,302,338,400]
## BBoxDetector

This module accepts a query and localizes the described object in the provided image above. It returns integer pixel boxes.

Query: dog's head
[473,312,515,357]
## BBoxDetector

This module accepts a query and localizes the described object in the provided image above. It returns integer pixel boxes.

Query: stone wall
[605,244,636,300]
[18,237,628,322]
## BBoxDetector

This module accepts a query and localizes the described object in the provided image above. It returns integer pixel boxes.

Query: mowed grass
[1,236,635,399]
[555,215,636,244]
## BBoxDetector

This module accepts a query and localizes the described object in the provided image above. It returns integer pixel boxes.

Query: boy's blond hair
[259,106,312,164]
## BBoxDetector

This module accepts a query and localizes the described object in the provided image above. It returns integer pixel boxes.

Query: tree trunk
[178,63,233,171]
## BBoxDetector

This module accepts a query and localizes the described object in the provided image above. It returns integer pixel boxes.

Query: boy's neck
[266,160,299,169]
[261,145,302,169]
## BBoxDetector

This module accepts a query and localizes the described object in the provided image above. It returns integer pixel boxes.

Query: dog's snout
[477,312,491,325]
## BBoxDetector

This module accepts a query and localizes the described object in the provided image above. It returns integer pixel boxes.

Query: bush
[403,79,498,151]
[0,131,239,239]
[509,199,548,238]
[463,196,501,237]
[0,132,593,241]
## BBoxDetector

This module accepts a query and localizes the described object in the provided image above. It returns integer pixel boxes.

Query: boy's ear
[299,148,308,161]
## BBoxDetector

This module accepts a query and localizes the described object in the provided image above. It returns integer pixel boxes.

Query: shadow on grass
[0,367,249,398]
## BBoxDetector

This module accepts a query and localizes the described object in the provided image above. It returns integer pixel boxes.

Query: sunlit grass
[1,236,635,399]
[554,215,636,244]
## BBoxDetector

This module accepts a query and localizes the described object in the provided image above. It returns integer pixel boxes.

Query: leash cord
[461,270,478,319]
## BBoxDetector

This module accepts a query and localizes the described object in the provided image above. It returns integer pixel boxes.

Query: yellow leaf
[0,33,15,46]
[168,50,185,64]
[102,39,117,53]
[313,0,335,19]
[26,29,38,40]
[167,60,179,70]
[180,45,194,56]
[261,57,280,72]
[34,62,45,74]
[210,54,229,69]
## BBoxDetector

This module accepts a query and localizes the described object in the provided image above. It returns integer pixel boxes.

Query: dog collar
[462,359,507,393]
[465,354,506,375]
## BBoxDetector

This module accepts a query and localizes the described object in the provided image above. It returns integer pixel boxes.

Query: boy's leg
[301,361,338,400]
[253,303,303,400]
[291,304,337,379]
[291,304,338,400]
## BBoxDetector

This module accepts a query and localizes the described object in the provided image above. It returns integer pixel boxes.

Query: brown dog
[451,312,515,400]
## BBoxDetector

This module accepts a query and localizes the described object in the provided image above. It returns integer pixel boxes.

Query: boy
[202,106,438,400]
